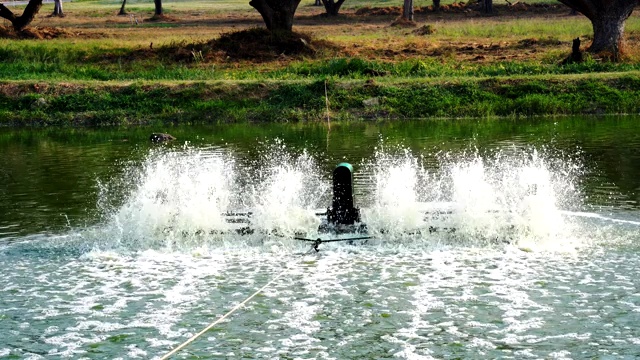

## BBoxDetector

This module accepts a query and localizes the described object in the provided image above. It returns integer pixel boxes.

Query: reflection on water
[0,116,639,359]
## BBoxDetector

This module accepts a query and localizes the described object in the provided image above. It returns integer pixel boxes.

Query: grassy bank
[0,0,639,125]
[2,74,639,126]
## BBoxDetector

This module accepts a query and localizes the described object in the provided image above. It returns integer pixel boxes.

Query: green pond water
[0,116,639,359]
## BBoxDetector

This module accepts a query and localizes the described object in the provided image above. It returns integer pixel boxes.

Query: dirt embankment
[0,25,72,39]
[0,25,105,39]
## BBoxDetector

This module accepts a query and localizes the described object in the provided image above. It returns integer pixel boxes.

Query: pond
[0,116,639,359]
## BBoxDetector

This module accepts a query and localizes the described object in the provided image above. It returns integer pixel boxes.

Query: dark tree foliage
[0,0,43,31]
[250,0,302,32]
[321,0,346,16]
[557,0,639,59]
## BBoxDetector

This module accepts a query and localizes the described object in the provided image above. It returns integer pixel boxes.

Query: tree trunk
[557,0,637,59]
[52,0,64,17]
[314,0,322,6]
[249,0,301,32]
[483,0,493,13]
[0,0,44,32]
[589,6,633,58]
[321,0,346,15]
[433,0,441,11]
[119,0,128,15]
[154,0,163,16]
[402,0,414,21]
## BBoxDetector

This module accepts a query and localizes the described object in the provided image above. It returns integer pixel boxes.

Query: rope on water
[160,245,318,359]
[160,273,284,359]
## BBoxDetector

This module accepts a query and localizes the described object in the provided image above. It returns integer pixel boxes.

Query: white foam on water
[3,236,639,359]
[358,145,585,252]
[81,141,608,254]
[4,141,637,358]
[246,143,329,237]
[91,142,333,250]
[364,148,433,234]
[561,210,640,226]
[95,146,237,250]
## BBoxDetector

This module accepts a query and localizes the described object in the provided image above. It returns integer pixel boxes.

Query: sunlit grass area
[7,0,634,48]
[32,0,562,15]
[0,0,638,124]
[1,0,638,71]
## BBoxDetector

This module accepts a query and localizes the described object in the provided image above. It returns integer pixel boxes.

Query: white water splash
[97,147,236,249]
[441,148,577,248]
[4,140,640,360]
[94,143,331,249]
[360,145,584,251]
[91,142,586,252]
[364,148,432,233]
[247,143,329,237]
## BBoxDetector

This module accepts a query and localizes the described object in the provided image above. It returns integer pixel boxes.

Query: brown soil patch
[0,25,70,39]
[418,1,469,13]
[212,28,318,59]
[355,6,401,16]
[417,36,571,63]
[517,37,562,48]
[159,28,340,62]
[0,25,100,40]
[390,17,417,28]
[0,82,83,98]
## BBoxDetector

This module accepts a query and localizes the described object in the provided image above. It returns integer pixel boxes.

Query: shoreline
[1,74,639,126]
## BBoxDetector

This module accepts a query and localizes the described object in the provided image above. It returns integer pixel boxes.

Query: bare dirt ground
[0,25,78,39]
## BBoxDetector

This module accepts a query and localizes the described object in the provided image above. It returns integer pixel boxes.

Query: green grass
[0,0,638,124]
[1,75,639,126]
[1,45,638,81]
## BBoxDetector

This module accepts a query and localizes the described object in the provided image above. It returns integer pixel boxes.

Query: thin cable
[160,270,287,359]
[160,247,315,359]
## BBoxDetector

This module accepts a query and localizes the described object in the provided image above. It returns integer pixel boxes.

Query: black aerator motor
[319,163,367,234]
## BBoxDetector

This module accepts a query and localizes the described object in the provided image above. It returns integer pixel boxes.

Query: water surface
[0,116,639,359]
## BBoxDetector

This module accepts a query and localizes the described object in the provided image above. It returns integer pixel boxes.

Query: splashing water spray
[83,141,593,254]
[59,140,638,360]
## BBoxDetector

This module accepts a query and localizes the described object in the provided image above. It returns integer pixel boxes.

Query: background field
[2,0,639,79]
[0,0,639,124]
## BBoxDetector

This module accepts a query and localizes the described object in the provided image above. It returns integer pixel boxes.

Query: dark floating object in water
[150,133,176,143]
